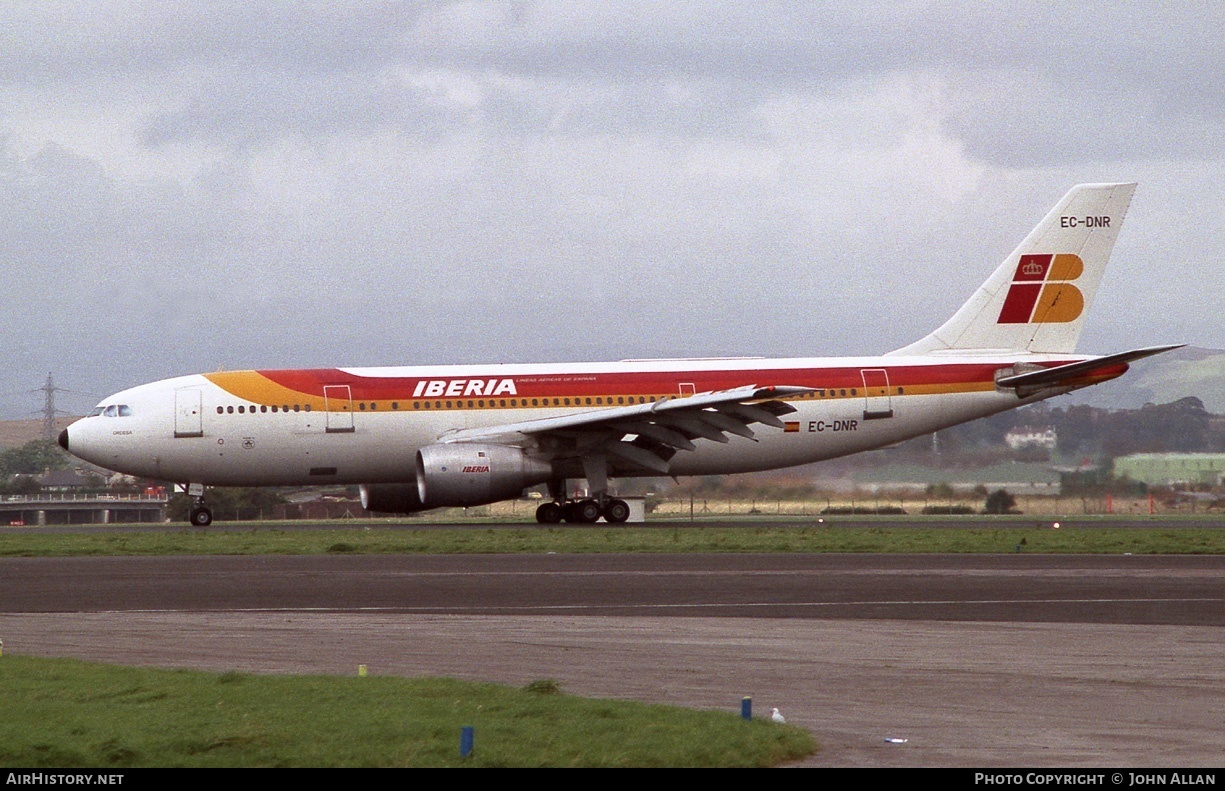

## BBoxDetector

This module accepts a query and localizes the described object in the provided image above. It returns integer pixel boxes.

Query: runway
[2,552,1222,625]
[2,549,1223,766]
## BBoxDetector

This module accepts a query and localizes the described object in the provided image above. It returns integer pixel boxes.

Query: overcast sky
[1,1,1221,419]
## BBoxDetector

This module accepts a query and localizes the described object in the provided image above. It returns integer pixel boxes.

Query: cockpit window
[92,404,132,418]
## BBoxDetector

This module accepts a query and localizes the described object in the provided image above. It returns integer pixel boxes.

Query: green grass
[1,521,1224,556]
[0,655,814,767]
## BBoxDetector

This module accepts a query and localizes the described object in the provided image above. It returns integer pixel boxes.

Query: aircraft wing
[995,344,1184,390]
[437,384,811,475]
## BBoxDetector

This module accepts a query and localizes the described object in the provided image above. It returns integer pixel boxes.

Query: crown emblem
[1021,260,1045,276]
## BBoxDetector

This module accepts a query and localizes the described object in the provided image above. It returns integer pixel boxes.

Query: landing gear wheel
[603,499,630,524]
[573,499,602,524]
[536,502,563,524]
[189,507,213,527]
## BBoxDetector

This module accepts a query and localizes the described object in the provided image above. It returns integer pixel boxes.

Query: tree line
[897,396,1222,462]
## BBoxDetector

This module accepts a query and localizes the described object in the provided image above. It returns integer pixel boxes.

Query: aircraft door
[324,385,355,433]
[860,369,894,420]
[174,388,204,438]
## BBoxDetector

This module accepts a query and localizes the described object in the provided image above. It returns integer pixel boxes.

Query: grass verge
[0,655,814,767]
[2,523,1225,556]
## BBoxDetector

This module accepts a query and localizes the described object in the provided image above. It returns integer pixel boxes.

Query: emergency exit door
[173,388,203,438]
[860,369,894,420]
[324,385,355,433]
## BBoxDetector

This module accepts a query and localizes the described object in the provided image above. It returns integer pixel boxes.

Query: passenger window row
[798,388,906,397]
[415,395,656,410]
[216,404,310,414]
[212,397,664,414]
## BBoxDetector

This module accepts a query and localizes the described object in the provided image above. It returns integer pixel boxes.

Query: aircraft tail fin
[890,183,1136,356]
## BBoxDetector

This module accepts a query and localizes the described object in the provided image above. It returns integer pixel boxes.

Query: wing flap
[613,422,697,452]
[713,402,789,429]
[439,384,809,445]
[606,441,672,474]
[661,416,733,443]
[437,384,812,476]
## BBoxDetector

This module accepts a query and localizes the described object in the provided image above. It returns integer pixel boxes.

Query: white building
[1005,426,1058,451]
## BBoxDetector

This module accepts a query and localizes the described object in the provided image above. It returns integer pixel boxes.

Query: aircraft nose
[58,428,70,452]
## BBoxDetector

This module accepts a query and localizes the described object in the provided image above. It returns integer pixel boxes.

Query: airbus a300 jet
[61,183,1179,526]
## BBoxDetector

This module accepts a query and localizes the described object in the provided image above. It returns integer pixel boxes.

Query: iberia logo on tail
[997,254,1084,324]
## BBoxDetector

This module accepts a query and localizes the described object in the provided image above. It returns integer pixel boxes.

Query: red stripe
[249,361,1069,401]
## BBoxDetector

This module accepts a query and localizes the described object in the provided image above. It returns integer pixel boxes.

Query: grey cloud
[8,3,1213,162]
[0,2,1221,419]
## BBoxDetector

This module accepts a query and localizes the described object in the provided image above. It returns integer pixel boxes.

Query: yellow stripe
[205,372,329,411]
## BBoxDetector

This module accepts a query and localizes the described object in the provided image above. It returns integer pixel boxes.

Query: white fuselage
[63,352,1099,488]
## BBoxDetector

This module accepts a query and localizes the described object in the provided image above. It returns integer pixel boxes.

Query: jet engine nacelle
[359,482,428,515]
[416,443,552,508]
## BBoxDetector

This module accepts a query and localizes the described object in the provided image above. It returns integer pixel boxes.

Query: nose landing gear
[189,505,213,527]
[184,483,212,527]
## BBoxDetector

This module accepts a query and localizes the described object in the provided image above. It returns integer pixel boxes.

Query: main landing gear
[535,497,631,524]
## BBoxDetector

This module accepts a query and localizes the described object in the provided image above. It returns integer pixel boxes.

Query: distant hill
[1063,346,1225,413]
[0,417,77,449]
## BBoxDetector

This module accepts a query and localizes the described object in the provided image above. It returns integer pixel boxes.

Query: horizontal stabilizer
[995,344,1184,390]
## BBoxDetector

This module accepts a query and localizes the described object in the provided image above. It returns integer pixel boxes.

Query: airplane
[60,183,1181,527]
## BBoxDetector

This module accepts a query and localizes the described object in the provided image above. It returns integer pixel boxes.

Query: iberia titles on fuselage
[60,183,1181,526]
